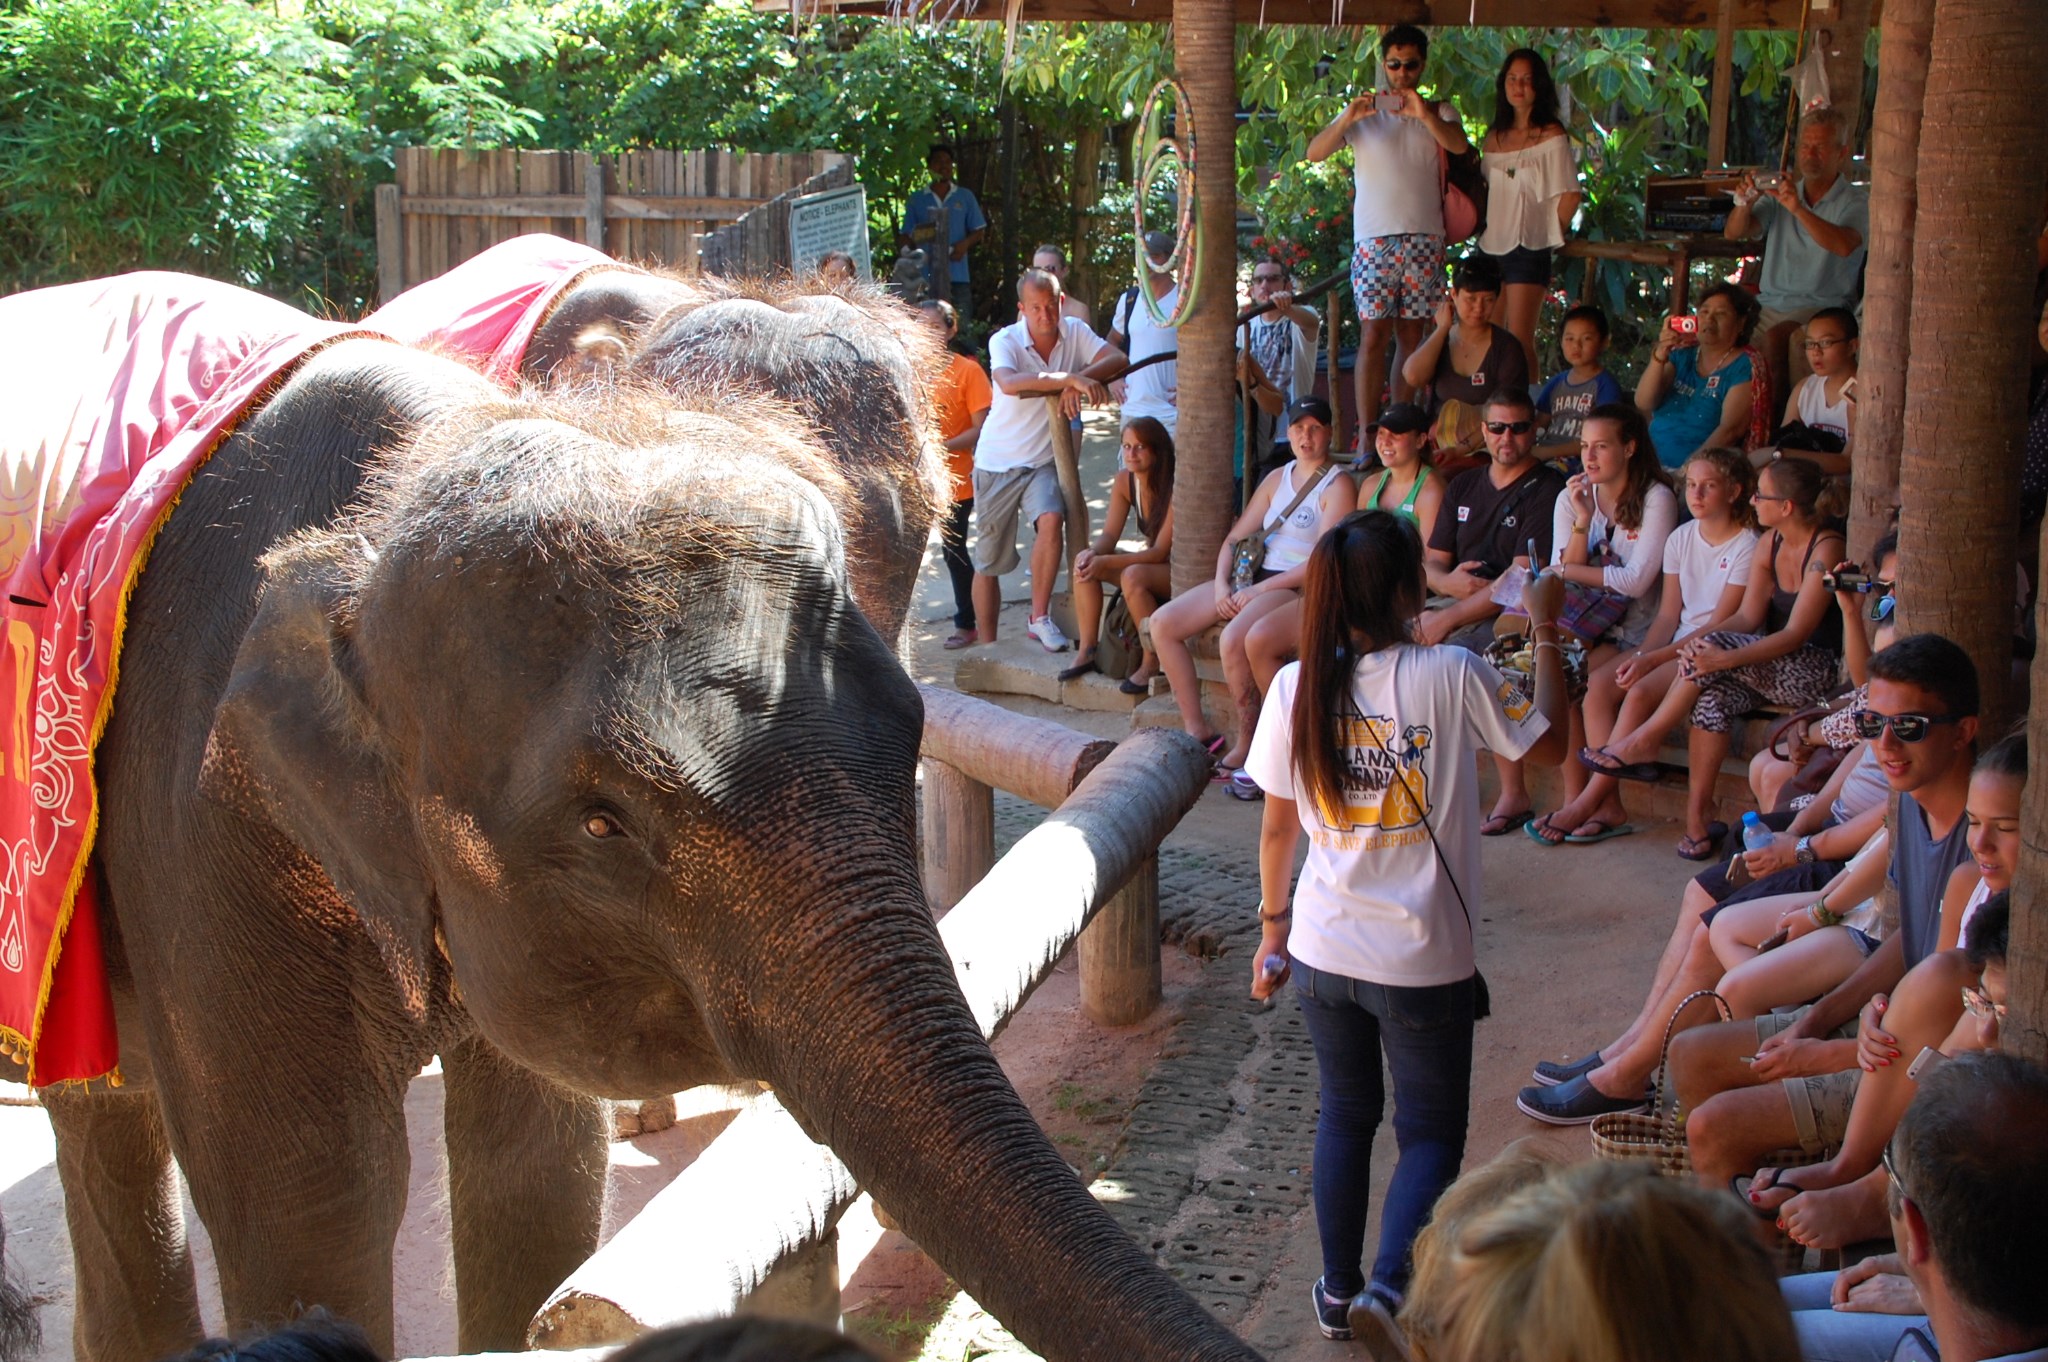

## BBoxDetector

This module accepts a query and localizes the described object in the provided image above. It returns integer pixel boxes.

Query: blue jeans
[1293,961,1475,1301]
[1782,1272,1923,1362]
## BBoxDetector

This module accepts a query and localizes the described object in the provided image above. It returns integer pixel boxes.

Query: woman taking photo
[1401,255,1529,474]
[1477,48,1582,376]
[1153,396,1355,773]
[1060,416,1175,690]
[1637,282,1761,468]
[1521,403,1677,844]
[1586,456,1845,860]
[1244,510,1568,1346]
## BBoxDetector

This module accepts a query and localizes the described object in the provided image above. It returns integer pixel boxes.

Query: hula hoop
[1133,77,1199,329]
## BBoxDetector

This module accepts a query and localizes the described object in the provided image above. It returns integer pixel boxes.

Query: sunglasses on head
[1852,709,1963,743]
[1385,58,1422,71]
[1485,420,1533,435]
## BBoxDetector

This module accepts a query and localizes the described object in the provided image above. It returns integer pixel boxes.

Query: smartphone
[1907,1046,1948,1080]
[1755,171,1786,192]
[1670,316,1700,335]
[1842,375,1859,402]
[1375,92,1405,114]
[1725,852,1756,890]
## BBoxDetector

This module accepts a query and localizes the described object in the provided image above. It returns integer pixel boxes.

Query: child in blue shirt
[1535,304,1625,465]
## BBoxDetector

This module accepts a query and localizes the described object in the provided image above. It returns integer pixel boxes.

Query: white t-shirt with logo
[979,316,1110,473]
[1344,104,1460,242]
[1662,522,1760,638]
[1245,645,1548,987]
[1115,285,1179,431]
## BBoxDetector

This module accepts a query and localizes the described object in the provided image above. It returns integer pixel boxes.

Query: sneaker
[1225,769,1263,801]
[1348,1291,1416,1362]
[1515,1073,1649,1126]
[1026,614,1070,653]
[1310,1277,1354,1341]
[1531,1049,1604,1087]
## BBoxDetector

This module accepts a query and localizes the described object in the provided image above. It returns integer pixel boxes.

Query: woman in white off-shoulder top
[1477,48,1583,377]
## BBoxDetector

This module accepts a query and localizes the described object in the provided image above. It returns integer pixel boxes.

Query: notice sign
[789,184,871,281]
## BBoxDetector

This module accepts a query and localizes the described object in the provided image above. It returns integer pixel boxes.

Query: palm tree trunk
[1845,0,1933,562]
[1911,0,2048,1066]
[1169,0,1237,599]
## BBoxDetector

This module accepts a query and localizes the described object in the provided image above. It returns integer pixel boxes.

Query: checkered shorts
[1351,233,1448,321]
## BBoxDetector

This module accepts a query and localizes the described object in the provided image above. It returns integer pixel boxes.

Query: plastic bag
[1789,40,1831,116]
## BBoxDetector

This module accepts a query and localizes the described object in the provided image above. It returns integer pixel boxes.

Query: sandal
[1578,745,1664,783]
[1676,821,1730,862]
[1480,809,1534,837]
[1733,1167,1809,1220]
[1057,649,1099,682]
[1564,819,1635,844]
[943,630,979,650]
[1525,814,1571,847]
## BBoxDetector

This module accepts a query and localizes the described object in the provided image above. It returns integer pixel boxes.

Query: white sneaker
[1026,614,1070,653]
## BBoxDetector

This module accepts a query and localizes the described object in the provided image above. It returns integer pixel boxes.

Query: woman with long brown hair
[1062,416,1175,688]
[1242,510,1567,1347]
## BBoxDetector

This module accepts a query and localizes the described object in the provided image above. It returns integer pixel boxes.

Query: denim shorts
[1487,245,1553,287]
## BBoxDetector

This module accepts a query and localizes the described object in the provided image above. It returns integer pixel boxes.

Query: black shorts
[1488,245,1554,288]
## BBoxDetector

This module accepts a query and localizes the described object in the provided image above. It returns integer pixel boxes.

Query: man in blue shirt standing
[899,144,988,323]
[1724,106,1868,400]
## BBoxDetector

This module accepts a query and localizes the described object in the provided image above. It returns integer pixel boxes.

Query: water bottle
[1741,811,1773,856]
[1260,954,1288,984]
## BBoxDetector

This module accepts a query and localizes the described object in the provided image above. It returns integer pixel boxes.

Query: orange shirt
[933,351,993,501]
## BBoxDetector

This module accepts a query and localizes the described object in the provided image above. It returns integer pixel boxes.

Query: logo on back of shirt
[1315,716,1435,835]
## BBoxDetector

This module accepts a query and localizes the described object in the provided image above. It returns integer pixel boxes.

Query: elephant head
[199,383,1257,1362]
[526,272,948,649]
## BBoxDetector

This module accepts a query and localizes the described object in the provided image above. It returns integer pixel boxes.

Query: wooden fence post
[921,758,995,914]
[1078,853,1162,1025]
[374,182,405,302]
[584,157,607,252]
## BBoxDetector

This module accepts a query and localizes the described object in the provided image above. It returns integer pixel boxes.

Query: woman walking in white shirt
[1245,510,1568,1348]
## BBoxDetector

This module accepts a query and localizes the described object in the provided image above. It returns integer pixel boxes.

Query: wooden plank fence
[372,148,850,303]
[698,158,858,280]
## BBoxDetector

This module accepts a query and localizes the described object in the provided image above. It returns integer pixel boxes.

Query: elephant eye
[582,810,625,840]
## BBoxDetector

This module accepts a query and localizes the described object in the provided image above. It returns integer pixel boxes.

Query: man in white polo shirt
[974,268,1126,651]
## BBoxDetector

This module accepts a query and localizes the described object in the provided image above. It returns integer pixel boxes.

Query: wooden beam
[397,194,757,222]
[373,182,404,305]
[1707,0,1738,166]
[765,0,1811,27]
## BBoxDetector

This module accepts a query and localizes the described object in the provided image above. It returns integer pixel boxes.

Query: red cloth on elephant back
[0,273,366,1086]
[365,234,617,385]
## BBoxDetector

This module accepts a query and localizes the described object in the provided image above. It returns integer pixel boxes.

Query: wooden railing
[371,148,848,303]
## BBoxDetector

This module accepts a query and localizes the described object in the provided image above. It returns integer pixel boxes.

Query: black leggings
[942,497,975,630]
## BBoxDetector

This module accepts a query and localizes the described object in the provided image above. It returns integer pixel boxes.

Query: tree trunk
[1915,0,2048,1066]
[1069,123,1105,314]
[1169,0,1237,598]
[1894,0,2046,731]
[1846,0,1934,562]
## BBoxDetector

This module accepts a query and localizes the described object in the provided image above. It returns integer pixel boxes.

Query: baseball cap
[1286,395,1334,428]
[1378,401,1429,435]
[1142,230,1175,261]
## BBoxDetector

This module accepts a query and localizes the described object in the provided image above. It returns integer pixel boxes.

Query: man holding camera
[1724,107,1868,396]
[1306,23,1468,442]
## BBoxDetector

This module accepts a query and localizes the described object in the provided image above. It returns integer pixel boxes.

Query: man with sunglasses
[1671,634,1980,1192]
[1243,262,1322,472]
[1306,23,1468,439]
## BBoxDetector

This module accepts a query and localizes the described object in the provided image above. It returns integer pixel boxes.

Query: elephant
[23,281,1259,1362]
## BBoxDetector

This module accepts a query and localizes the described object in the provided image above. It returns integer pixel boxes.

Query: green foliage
[0,0,328,291]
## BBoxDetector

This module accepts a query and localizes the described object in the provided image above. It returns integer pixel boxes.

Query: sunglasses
[1385,58,1422,71]
[1485,420,1533,435]
[1962,984,2007,1021]
[1882,1139,1908,1206]
[1870,594,1896,623]
[1852,709,1963,743]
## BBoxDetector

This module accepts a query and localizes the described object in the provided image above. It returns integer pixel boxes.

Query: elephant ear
[198,534,438,1020]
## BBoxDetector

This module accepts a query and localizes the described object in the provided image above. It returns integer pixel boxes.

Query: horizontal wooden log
[526,727,1212,1346]
[397,194,759,222]
[917,683,1114,809]
[760,0,1811,27]
[1558,236,1757,265]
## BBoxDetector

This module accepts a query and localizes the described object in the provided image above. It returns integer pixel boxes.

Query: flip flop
[1202,734,1228,758]
[1565,819,1636,844]
[1578,746,1664,783]
[1676,821,1730,862]
[1732,1168,1807,1220]
[943,630,979,650]
[1525,814,1571,847]
[1480,809,1535,837]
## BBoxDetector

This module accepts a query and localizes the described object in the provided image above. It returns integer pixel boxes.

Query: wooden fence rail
[372,148,848,303]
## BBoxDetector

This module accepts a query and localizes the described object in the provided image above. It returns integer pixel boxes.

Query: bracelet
[1572,523,1591,534]
[1807,898,1840,928]
[1533,640,1564,656]
[1258,904,1292,922]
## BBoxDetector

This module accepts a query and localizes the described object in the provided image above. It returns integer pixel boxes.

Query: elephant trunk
[738,866,1260,1362]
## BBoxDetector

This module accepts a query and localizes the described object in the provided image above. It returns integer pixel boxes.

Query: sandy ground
[1,409,1703,1362]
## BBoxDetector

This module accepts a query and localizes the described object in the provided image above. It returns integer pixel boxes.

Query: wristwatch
[1795,835,1817,866]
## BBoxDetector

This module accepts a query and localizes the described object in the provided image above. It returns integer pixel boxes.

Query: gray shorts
[1757,1006,1861,1151]
[971,462,1064,576]
[1758,304,1821,335]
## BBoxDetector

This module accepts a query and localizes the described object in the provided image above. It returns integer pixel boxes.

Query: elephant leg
[44,1086,204,1362]
[442,1034,608,1352]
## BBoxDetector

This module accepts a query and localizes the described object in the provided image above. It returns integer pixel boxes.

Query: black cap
[1142,230,1175,261]
[1378,401,1429,435]
[1286,395,1334,428]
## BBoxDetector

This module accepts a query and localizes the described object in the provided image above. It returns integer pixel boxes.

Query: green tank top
[1368,467,1427,526]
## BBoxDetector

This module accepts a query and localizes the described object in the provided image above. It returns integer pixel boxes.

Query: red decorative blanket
[0,273,363,1086]
[366,234,617,383]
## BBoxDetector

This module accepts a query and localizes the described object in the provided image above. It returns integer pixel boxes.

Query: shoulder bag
[1228,463,1334,591]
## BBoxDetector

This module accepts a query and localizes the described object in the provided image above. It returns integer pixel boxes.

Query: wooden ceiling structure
[767,0,1824,27]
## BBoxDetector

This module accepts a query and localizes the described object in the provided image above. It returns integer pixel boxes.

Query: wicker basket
[1590,989,1730,1177]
